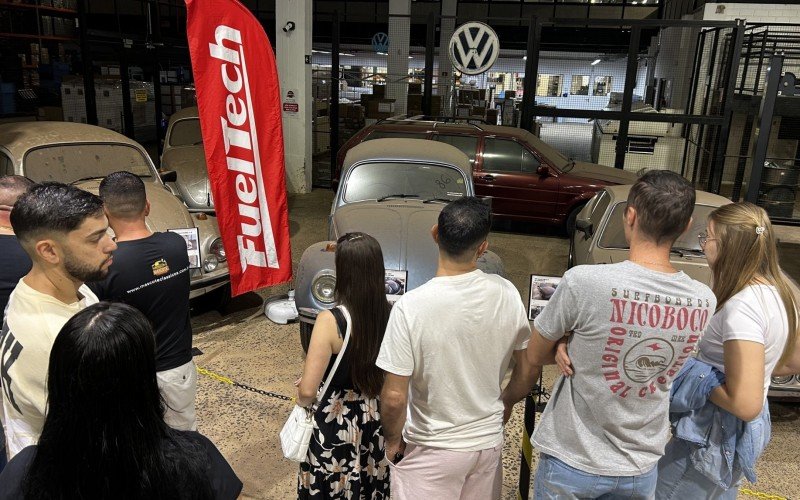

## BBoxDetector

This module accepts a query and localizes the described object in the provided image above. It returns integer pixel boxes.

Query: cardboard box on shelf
[37,106,63,122]
[366,99,395,119]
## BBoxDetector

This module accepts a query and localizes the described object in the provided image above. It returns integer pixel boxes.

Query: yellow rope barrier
[740,488,788,500]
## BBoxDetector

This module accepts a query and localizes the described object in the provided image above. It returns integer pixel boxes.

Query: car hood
[567,161,639,185]
[161,146,213,210]
[331,201,440,291]
[75,179,196,231]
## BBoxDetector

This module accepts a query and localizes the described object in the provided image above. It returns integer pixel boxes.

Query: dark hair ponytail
[335,233,391,398]
[23,302,213,500]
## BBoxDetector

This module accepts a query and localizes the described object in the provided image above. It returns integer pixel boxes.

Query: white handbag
[280,306,352,462]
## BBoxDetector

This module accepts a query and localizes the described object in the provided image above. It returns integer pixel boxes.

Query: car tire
[565,202,586,236]
[300,321,313,353]
[197,283,231,312]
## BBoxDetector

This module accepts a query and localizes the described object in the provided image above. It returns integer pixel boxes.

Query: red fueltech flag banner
[185,0,292,296]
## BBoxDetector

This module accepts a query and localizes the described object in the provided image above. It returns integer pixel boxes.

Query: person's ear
[34,238,60,265]
[431,224,439,244]
[144,200,151,217]
[477,239,489,256]
[624,205,636,228]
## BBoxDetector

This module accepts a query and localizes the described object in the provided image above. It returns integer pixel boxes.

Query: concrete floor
[190,189,800,500]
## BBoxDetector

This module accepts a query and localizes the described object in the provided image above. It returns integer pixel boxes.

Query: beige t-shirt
[0,279,98,458]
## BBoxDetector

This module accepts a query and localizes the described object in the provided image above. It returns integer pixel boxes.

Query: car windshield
[24,144,154,183]
[343,162,468,203]
[169,118,203,146]
[599,201,715,253]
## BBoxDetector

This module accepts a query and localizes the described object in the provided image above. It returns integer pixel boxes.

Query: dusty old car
[0,121,229,304]
[295,138,504,351]
[335,117,639,232]
[569,184,800,399]
[160,107,214,213]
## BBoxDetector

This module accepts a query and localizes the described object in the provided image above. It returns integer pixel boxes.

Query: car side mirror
[576,218,593,238]
[159,170,178,183]
[537,165,550,176]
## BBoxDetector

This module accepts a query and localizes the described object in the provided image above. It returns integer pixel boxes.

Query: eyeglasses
[697,231,717,249]
[336,232,364,245]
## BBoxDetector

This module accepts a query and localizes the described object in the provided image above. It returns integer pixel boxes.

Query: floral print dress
[297,308,390,499]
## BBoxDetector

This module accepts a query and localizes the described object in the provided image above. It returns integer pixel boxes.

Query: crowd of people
[0,168,798,499]
[296,171,800,500]
[0,176,241,498]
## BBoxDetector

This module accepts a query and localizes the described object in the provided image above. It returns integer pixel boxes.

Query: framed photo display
[528,274,562,321]
[169,227,201,269]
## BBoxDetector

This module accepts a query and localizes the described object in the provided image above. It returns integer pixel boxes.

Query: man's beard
[64,251,110,283]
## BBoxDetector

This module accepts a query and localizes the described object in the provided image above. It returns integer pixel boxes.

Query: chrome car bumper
[768,375,800,400]
[188,268,230,299]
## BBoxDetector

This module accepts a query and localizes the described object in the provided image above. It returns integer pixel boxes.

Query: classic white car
[0,121,229,305]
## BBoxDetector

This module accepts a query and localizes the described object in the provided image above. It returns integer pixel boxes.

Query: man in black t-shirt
[90,172,197,431]
[0,176,34,318]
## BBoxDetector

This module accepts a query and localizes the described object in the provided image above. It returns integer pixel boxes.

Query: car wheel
[197,283,231,312]
[565,203,586,236]
[300,321,313,353]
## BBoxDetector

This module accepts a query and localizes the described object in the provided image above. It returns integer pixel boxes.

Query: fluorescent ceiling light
[523,56,527,60]
[312,49,330,54]
[591,59,601,65]
[340,53,354,57]
[408,56,413,59]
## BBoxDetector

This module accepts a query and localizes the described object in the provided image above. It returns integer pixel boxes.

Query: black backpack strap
[329,307,347,339]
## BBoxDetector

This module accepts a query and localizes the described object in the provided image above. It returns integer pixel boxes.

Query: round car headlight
[203,255,219,273]
[210,237,226,262]
[311,271,336,304]
[771,375,794,385]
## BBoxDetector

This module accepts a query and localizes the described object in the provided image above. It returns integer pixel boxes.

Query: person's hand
[503,400,514,425]
[555,337,573,377]
[385,438,407,464]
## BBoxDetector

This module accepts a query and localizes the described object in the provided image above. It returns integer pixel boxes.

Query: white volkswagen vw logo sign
[449,22,499,76]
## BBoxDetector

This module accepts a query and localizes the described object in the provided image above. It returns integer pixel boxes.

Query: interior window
[571,75,590,96]
[483,138,540,173]
[0,152,14,176]
[433,135,478,165]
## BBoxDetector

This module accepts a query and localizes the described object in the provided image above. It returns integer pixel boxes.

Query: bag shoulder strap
[316,305,352,406]
[329,307,347,339]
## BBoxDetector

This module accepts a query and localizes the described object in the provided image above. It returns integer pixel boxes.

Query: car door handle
[479,175,495,182]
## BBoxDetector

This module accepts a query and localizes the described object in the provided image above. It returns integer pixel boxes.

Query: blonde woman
[656,202,800,499]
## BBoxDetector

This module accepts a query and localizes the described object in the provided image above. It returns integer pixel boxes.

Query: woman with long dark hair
[296,232,391,499]
[656,202,800,498]
[0,302,242,500]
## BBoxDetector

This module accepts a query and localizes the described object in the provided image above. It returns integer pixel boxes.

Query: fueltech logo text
[209,25,279,272]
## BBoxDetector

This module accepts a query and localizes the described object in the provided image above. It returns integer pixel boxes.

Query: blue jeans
[655,438,739,500]
[534,453,657,500]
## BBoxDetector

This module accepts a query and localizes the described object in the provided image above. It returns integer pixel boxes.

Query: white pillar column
[437,0,457,115]
[276,0,312,194]
[387,0,411,115]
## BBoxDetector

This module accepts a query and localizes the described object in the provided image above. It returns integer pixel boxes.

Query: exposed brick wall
[701,3,800,23]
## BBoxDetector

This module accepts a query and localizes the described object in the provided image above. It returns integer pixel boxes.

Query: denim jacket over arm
[668,357,772,489]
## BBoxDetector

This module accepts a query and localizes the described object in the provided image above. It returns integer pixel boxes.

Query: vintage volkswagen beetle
[295,138,504,351]
[160,107,214,213]
[0,121,229,303]
[569,184,800,399]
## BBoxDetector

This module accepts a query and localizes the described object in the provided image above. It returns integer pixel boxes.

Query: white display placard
[169,227,201,269]
[528,274,562,321]
[385,269,408,303]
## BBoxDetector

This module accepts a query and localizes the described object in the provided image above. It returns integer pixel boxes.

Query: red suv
[335,118,638,232]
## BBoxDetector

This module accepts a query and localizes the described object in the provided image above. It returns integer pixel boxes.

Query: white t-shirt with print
[697,284,789,401]
[0,279,98,458]
[376,269,531,451]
